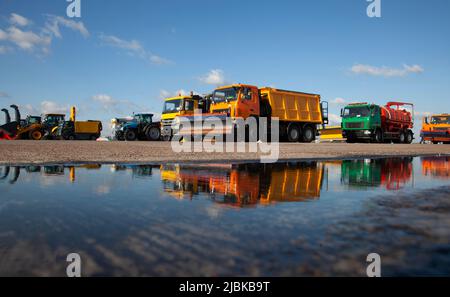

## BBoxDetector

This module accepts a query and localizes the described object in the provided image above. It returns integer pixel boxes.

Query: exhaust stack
[10,105,21,122]
[70,106,76,122]
[1,109,11,124]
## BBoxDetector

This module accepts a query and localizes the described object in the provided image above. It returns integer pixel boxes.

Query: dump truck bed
[260,88,323,123]
[75,121,102,134]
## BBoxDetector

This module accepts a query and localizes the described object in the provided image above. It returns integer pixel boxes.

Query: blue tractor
[115,113,161,141]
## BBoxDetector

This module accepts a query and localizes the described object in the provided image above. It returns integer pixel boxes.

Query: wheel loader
[0,105,65,140]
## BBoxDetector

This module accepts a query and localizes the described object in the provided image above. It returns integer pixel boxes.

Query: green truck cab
[341,103,382,142]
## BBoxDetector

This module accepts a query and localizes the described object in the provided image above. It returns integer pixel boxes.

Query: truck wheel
[125,129,137,141]
[29,129,43,141]
[302,125,315,143]
[146,126,161,141]
[405,131,414,144]
[398,131,406,144]
[287,124,300,142]
[68,135,76,141]
[374,129,383,143]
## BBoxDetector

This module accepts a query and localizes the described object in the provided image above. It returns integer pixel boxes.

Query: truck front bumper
[342,129,373,140]
[420,130,450,142]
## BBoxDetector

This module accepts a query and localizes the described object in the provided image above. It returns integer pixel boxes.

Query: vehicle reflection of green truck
[341,158,413,190]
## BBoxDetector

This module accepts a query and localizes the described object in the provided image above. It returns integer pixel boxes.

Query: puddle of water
[0,156,449,276]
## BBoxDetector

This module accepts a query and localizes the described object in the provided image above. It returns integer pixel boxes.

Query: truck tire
[374,129,383,143]
[125,129,137,141]
[405,130,414,144]
[287,124,301,142]
[146,126,161,141]
[302,125,315,143]
[67,134,76,140]
[398,131,406,144]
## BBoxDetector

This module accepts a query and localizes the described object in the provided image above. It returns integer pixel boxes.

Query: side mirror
[340,108,344,117]
[423,117,429,124]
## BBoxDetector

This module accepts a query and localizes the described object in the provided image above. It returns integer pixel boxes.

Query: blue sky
[1,0,450,134]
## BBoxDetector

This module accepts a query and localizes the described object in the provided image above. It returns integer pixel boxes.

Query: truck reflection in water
[0,164,102,184]
[160,162,325,207]
[340,157,413,190]
[111,164,160,179]
[422,156,450,179]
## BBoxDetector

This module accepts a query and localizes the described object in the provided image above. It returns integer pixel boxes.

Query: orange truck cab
[420,114,450,144]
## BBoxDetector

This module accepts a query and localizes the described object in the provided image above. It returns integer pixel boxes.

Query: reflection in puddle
[341,157,413,190]
[160,162,324,206]
[0,156,449,276]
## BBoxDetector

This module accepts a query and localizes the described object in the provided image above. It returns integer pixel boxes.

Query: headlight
[173,117,181,125]
[364,130,371,135]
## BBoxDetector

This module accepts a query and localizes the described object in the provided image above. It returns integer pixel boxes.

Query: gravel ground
[1,141,450,165]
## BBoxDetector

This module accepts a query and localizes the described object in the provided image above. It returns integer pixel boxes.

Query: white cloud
[17,101,69,115]
[99,34,172,65]
[40,101,70,114]
[0,13,89,55]
[44,15,89,38]
[199,69,226,85]
[92,94,141,115]
[0,29,7,40]
[5,26,51,52]
[159,89,199,99]
[328,113,342,126]
[331,97,347,104]
[10,13,31,27]
[351,64,424,77]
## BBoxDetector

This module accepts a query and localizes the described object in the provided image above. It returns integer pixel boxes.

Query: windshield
[212,88,238,103]
[431,116,450,125]
[163,99,182,114]
[45,115,65,124]
[343,106,371,118]
[136,114,153,123]
[28,117,41,124]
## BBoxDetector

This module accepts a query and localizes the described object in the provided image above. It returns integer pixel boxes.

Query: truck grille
[162,119,173,127]
[345,122,365,129]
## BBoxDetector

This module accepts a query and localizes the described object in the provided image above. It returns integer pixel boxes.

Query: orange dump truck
[174,84,328,142]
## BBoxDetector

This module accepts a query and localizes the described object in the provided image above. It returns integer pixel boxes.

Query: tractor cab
[134,113,154,125]
[26,116,42,125]
[43,114,65,128]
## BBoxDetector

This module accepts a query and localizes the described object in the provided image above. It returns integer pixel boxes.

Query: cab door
[182,99,195,116]
[237,87,260,118]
